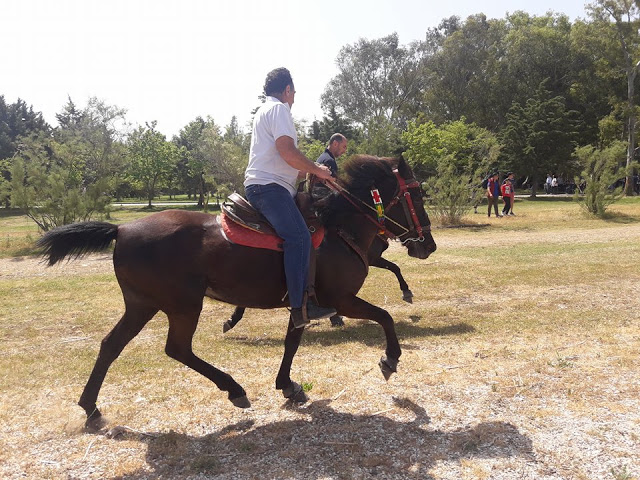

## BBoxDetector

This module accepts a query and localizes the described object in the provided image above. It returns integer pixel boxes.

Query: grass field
[0,198,639,479]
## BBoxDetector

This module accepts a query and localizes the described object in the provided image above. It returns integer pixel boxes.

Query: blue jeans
[245,183,310,308]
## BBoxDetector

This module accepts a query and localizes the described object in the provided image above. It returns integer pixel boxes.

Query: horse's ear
[395,154,414,176]
[386,157,400,170]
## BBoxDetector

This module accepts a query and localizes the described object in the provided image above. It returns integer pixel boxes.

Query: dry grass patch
[1,199,639,479]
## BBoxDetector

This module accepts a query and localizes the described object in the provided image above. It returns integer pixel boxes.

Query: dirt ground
[1,223,639,479]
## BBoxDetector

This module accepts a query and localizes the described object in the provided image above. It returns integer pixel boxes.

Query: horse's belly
[203,243,289,308]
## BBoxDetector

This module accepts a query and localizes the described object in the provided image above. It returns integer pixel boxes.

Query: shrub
[424,160,480,225]
[573,142,631,217]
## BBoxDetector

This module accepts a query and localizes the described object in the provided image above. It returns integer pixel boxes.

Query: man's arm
[276,136,333,180]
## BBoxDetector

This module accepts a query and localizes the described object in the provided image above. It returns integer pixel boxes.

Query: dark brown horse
[37,155,436,427]
[222,234,415,332]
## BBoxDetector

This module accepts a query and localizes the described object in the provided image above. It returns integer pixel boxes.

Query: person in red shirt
[501,172,516,216]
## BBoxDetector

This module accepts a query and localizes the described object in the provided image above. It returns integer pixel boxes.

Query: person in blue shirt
[486,172,502,218]
[316,133,347,177]
[311,133,348,200]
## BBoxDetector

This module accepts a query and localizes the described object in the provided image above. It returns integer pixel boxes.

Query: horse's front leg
[370,257,413,303]
[336,295,401,380]
[275,314,308,403]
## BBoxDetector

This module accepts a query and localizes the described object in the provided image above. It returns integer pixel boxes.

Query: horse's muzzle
[407,238,437,259]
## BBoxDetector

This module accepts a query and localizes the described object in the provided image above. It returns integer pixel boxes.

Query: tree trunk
[197,175,205,207]
[529,174,539,198]
[625,67,637,196]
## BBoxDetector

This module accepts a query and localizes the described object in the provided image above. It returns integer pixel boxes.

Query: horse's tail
[37,221,119,266]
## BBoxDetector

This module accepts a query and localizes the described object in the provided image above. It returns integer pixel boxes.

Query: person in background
[244,67,336,329]
[314,133,349,328]
[508,173,516,215]
[316,133,347,177]
[311,133,348,200]
[502,172,516,216]
[487,172,502,218]
[545,173,552,194]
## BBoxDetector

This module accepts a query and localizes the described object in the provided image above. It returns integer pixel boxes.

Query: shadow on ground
[103,398,532,479]
[226,322,475,349]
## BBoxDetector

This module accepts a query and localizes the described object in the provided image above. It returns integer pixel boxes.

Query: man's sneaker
[290,307,309,329]
[306,300,337,320]
[509,212,516,216]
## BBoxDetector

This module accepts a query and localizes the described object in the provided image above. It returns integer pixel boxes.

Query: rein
[325,171,430,244]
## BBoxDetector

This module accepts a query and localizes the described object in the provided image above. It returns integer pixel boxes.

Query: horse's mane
[341,155,395,190]
[315,155,399,225]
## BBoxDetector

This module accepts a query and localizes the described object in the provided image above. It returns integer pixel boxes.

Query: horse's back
[115,210,218,266]
[112,209,289,310]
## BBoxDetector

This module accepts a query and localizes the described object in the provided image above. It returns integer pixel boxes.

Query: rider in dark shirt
[312,133,348,200]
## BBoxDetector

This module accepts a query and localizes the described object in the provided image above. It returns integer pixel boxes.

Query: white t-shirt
[244,96,299,196]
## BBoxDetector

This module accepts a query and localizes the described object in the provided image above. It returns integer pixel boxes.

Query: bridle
[325,170,431,244]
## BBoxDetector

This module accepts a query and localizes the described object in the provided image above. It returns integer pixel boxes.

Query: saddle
[220,192,324,252]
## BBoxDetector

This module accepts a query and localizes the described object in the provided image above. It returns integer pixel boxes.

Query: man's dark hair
[328,133,346,145]
[264,68,293,96]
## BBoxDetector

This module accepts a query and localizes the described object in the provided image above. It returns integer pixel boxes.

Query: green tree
[501,82,580,196]
[357,117,404,157]
[499,12,575,118]
[421,13,575,134]
[199,122,246,194]
[10,132,110,231]
[0,96,51,207]
[422,14,509,130]
[308,107,361,144]
[0,96,50,160]
[569,19,623,146]
[127,122,180,207]
[298,139,325,164]
[587,0,640,195]
[321,33,426,130]
[403,117,499,180]
[402,118,499,224]
[174,117,210,205]
[54,97,129,188]
[574,141,630,215]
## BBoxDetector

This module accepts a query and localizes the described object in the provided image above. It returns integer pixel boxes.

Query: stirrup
[306,299,337,320]
[290,307,309,329]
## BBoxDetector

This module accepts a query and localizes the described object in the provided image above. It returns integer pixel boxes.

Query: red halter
[325,170,430,243]
[387,171,428,242]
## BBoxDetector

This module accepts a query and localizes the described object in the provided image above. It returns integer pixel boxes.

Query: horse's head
[340,155,436,259]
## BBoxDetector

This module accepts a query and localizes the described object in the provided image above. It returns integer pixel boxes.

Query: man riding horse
[244,67,336,328]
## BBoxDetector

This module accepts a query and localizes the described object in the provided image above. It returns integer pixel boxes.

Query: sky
[2,0,589,138]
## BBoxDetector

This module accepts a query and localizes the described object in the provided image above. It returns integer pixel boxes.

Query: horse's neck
[333,212,381,251]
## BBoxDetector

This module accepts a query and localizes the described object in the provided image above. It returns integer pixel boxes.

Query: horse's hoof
[379,356,398,381]
[283,382,308,404]
[330,315,345,327]
[402,290,414,303]
[84,413,106,432]
[223,321,233,333]
[230,395,251,408]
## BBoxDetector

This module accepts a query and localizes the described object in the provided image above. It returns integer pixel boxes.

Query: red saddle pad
[220,215,324,252]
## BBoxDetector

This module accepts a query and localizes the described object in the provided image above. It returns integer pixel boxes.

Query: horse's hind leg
[223,307,246,333]
[275,316,307,403]
[165,311,250,408]
[79,303,158,428]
